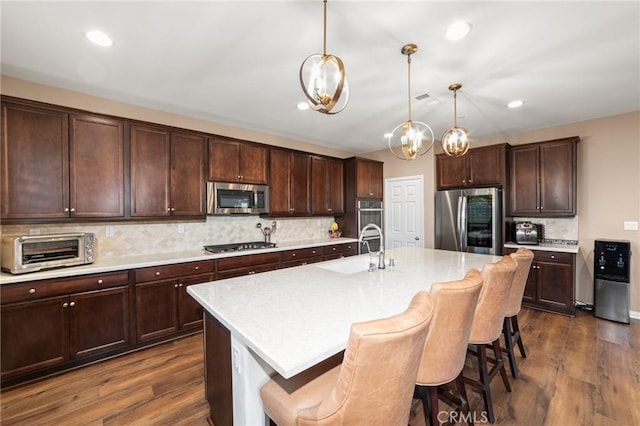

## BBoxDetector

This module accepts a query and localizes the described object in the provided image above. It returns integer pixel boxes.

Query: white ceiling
[2,1,639,154]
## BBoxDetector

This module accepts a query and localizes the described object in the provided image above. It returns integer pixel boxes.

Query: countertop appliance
[594,239,631,323]
[207,182,269,215]
[1,233,96,274]
[435,187,502,255]
[515,222,539,245]
[357,200,383,254]
[203,241,276,254]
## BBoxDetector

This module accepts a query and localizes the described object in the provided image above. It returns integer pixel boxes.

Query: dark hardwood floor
[1,308,639,425]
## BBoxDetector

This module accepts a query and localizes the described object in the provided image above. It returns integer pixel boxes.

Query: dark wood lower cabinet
[505,248,576,315]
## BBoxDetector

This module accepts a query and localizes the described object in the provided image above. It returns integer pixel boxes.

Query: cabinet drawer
[323,243,357,255]
[281,247,322,262]
[534,251,573,264]
[216,263,280,280]
[217,252,281,271]
[1,271,129,304]
[134,260,214,283]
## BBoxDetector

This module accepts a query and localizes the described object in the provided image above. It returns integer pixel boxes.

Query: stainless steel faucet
[358,223,385,269]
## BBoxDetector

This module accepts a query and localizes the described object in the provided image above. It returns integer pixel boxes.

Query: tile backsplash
[511,215,579,243]
[0,216,338,258]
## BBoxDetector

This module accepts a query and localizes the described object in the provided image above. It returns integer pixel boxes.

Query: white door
[385,175,424,249]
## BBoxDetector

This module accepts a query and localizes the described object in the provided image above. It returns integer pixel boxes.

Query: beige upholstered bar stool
[502,247,535,379]
[260,291,434,426]
[465,256,517,424]
[414,268,484,426]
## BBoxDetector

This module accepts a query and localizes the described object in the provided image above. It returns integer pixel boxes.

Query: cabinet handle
[195,266,199,270]
[468,179,472,183]
[171,207,175,212]
[327,208,332,213]
[178,283,183,287]
[347,245,352,249]
[292,253,296,257]
[312,250,316,254]
[70,208,76,212]
[369,192,374,196]
[332,247,336,251]
[174,284,179,288]
[301,262,308,265]
[462,180,466,184]
[97,279,103,284]
[155,272,161,276]
[248,271,255,275]
[63,302,69,308]
[550,255,555,259]
[29,288,36,294]
[69,301,75,307]
[64,208,69,212]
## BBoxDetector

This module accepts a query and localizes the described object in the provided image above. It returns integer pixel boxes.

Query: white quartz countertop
[187,247,501,379]
[504,242,579,254]
[0,238,358,285]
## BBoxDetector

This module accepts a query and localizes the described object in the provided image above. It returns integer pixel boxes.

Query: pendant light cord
[407,54,412,121]
[322,0,327,56]
[453,88,458,127]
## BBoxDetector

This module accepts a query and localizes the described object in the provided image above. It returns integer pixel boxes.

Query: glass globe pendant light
[387,44,434,160]
[299,0,349,115]
[441,83,470,157]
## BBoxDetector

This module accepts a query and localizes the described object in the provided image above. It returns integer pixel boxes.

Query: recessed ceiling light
[507,99,525,109]
[297,102,310,111]
[446,21,472,41]
[86,30,113,47]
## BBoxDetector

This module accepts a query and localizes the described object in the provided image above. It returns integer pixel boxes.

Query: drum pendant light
[387,44,434,160]
[299,0,349,115]
[441,83,470,157]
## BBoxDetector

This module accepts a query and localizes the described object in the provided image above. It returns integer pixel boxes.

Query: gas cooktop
[203,241,277,254]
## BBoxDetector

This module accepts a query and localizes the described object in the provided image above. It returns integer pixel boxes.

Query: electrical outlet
[29,228,40,235]
[232,347,241,373]
[105,226,114,237]
[177,223,185,234]
[623,221,638,231]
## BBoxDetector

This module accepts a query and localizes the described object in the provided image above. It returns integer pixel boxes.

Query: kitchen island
[187,246,501,426]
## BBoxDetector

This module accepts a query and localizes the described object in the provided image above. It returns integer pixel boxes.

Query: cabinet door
[130,125,171,217]
[436,155,466,189]
[171,132,206,216]
[328,158,344,215]
[239,143,268,184]
[269,149,292,215]
[311,156,329,215]
[208,137,241,182]
[1,102,69,219]
[356,160,383,199]
[522,264,537,304]
[290,152,311,215]
[135,279,179,341]
[467,145,505,187]
[69,286,130,359]
[509,146,540,216]
[178,273,213,330]
[537,261,574,313]
[539,140,576,215]
[1,296,69,380]
[69,114,125,218]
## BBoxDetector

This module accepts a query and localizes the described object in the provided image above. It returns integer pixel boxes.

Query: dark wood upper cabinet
[131,125,205,218]
[269,148,311,216]
[1,102,70,219]
[311,156,344,216]
[171,132,206,216]
[436,144,508,190]
[509,137,578,217]
[353,158,383,199]
[130,124,171,217]
[208,137,268,184]
[1,100,127,220]
[70,114,125,218]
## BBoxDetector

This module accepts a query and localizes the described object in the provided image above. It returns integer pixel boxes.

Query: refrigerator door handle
[460,194,468,251]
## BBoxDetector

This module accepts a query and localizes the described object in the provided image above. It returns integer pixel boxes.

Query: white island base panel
[231,333,274,426]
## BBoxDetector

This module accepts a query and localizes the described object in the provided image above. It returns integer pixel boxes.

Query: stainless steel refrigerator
[435,187,502,255]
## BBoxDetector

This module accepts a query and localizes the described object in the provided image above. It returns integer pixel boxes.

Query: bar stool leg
[502,317,519,379]
[455,372,473,426]
[512,316,526,358]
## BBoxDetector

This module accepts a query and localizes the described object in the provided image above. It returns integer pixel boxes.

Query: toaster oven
[514,222,539,245]
[1,233,96,274]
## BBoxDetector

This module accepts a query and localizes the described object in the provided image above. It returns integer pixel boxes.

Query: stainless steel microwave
[206,182,270,215]
[1,233,96,274]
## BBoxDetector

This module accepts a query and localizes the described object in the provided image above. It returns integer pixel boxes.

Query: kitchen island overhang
[188,247,501,426]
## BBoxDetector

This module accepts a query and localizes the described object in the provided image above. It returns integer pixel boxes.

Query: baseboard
[630,310,640,320]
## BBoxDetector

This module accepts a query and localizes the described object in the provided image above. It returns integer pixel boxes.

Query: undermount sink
[317,256,392,274]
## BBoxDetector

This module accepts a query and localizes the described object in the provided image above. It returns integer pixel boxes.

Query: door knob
[415,236,420,240]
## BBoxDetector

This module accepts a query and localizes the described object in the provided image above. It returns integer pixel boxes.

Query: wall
[1,217,337,258]
[362,111,640,313]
